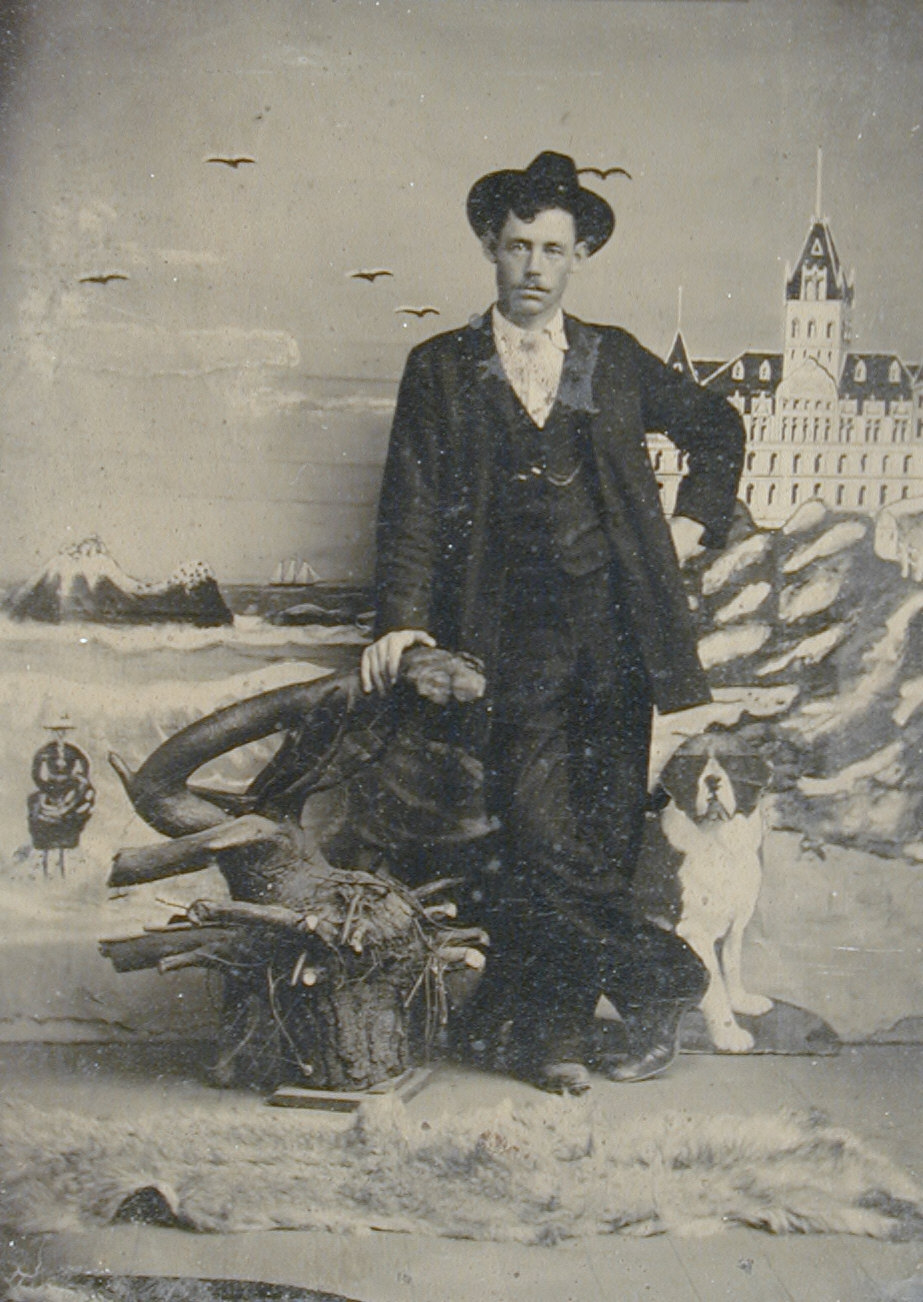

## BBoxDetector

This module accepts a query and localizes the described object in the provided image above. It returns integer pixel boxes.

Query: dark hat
[466,151,615,255]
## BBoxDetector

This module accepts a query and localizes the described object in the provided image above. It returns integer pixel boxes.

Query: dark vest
[498,387,610,593]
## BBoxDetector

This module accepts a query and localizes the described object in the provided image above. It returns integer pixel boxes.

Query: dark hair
[484,194,586,244]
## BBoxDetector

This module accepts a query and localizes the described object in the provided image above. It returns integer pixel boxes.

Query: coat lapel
[558,315,601,416]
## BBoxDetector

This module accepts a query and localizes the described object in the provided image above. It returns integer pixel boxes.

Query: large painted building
[650,207,923,526]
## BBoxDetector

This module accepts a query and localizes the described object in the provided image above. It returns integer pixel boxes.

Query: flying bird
[395,306,440,318]
[577,165,632,181]
[205,155,256,168]
[349,269,393,283]
[77,272,129,284]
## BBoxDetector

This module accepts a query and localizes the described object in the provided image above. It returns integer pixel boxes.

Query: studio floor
[1,1042,921,1302]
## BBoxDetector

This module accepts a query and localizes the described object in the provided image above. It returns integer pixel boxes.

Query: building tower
[782,151,853,384]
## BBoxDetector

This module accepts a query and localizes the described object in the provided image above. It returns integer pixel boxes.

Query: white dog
[636,732,774,1053]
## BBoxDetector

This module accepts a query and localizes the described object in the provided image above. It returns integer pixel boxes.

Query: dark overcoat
[374,312,745,715]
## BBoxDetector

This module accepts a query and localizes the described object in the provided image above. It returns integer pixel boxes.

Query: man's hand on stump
[360,629,436,694]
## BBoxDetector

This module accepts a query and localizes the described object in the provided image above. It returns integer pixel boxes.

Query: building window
[807,320,817,340]
[791,483,799,504]
[793,454,801,473]
[791,320,800,339]
[781,419,788,441]
[759,359,771,382]
[745,483,755,505]
[880,485,888,505]
[882,455,890,473]
[768,483,776,505]
[855,359,867,382]
[836,484,845,506]
[746,452,756,470]
[769,452,778,473]
[814,455,823,474]
[653,450,663,470]
[903,485,910,499]
[826,322,835,339]
[904,455,912,474]
[860,454,868,472]
[837,454,847,473]
[858,485,867,505]
[889,360,901,383]
[813,482,822,498]
[732,360,745,381]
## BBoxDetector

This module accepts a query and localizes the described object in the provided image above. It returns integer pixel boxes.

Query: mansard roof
[840,353,916,400]
[697,351,782,397]
[691,360,725,383]
[786,220,853,304]
[665,331,698,382]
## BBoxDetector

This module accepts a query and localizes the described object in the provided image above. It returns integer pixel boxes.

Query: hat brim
[466,167,614,255]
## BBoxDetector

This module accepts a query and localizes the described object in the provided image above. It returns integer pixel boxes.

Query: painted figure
[28,714,95,876]
[361,152,746,1092]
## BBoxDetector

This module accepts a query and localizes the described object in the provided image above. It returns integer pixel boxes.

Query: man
[361,151,745,1091]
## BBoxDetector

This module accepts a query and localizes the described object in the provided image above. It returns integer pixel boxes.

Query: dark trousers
[458,568,704,1066]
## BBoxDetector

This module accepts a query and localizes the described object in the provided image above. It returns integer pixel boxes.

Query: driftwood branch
[99,925,237,972]
[108,815,282,888]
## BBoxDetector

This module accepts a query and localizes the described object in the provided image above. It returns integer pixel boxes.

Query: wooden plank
[268,1066,433,1112]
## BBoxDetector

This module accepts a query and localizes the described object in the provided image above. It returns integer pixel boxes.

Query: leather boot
[595,997,693,1082]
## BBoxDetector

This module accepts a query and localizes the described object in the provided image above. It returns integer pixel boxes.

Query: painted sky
[0,0,921,581]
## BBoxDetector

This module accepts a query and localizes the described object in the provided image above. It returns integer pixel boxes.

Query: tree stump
[214,950,412,1092]
[103,650,492,1095]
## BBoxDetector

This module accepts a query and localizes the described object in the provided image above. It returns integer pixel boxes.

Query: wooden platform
[268,1065,434,1112]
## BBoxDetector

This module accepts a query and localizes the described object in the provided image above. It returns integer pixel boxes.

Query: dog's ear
[646,783,671,815]
[655,751,705,816]
[724,753,773,814]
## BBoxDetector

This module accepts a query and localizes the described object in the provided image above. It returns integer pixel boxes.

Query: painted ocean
[0,588,369,944]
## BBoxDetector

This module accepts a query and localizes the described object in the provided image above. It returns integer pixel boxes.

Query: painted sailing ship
[269,558,321,587]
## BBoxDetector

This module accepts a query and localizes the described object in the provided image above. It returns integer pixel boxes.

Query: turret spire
[815,147,823,223]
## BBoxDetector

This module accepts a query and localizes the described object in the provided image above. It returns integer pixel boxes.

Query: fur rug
[1,1097,921,1244]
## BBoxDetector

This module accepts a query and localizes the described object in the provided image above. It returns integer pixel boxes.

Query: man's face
[485,207,587,329]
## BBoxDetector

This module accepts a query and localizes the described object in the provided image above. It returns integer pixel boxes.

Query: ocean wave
[0,660,334,736]
[0,613,365,655]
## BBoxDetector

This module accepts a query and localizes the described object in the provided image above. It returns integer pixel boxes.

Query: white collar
[491,305,568,353]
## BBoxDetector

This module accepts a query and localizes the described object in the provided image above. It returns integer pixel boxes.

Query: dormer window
[732,360,745,381]
[889,360,901,383]
[673,362,684,373]
[854,359,867,383]
[759,359,771,382]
